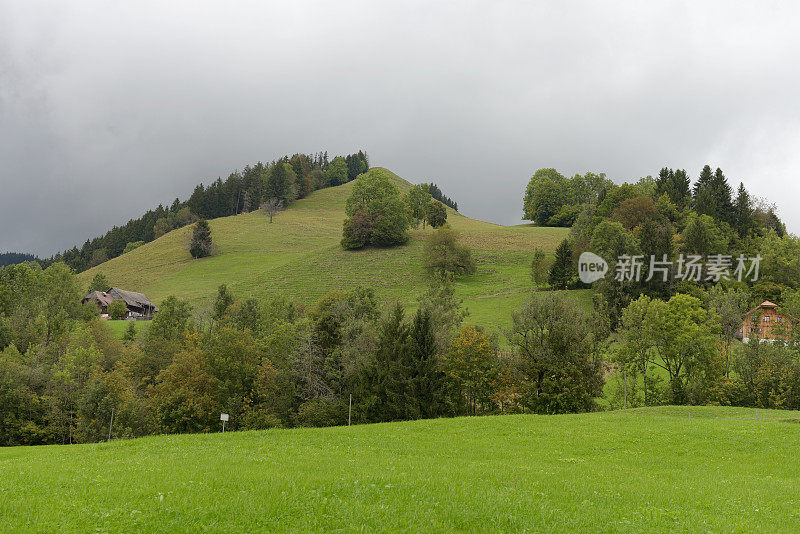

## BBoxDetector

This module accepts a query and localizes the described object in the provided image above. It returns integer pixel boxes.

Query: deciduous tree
[261,198,283,223]
[422,227,476,279]
[426,201,447,228]
[444,325,498,415]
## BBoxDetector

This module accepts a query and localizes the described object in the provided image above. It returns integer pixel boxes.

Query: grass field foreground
[2,406,800,532]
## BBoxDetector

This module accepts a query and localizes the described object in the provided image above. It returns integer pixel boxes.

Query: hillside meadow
[79,168,576,335]
[2,406,799,532]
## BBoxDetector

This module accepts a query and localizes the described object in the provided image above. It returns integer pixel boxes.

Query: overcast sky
[2,1,800,256]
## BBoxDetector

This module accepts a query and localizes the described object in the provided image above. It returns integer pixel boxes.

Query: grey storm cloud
[2,0,800,256]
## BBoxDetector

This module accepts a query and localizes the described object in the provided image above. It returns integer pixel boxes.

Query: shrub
[426,201,447,228]
[123,241,145,254]
[108,300,127,320]
[423,227,476,278]
[296,399,346,427]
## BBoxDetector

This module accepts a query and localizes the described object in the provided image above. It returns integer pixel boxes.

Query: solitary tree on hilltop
[341,171,410,249]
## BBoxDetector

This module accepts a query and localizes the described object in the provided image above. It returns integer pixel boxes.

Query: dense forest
[0,260,602,445]
[522,164,800,407]
[524,165,790,317]
[0,252,38,267]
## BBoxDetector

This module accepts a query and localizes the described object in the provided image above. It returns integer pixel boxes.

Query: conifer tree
[189,219,213,258]
[655,167,673,198]
[407,309,450,419]
[548,238,573,290]
[264,163,296,204]
[669,169,691,208]
[381,304,412,421]
[733,182,753,237]
[693,164,714,198]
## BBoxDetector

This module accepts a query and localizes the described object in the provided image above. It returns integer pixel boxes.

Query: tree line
[0,252,39,268]
[5,227,800,445]
[520,164,800,409]
[523,165,793,324]
[42,151,370,272]
[0,260,602,446]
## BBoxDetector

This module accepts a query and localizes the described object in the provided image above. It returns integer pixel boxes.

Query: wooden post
[107,408,114,442]
[623,368,628,409]
[348,394,352,426]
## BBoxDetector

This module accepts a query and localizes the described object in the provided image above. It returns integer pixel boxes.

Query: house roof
[108,287,159,312]
[760,300,778,308]
[82,290,115,307]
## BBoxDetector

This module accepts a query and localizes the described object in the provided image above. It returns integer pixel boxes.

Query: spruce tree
[548,238,573,290]
[189,219,213,258]
[693,164,714,198]
[367,304,411,422]
[709,168,734,223]
[733,182,753,237]
[264,163,296,204]
[655,167,673,198]
[669,169,691,208]
[693,165,733,223]
[408,309,450,419]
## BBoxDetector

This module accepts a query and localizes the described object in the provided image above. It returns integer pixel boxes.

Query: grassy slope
[3,406,800,532]
[105,320,149,338]
[80,168,580,334]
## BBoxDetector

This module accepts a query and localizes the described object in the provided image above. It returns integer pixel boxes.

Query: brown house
[81,290,116,316]
[81,287,159,319]
[738,301,797,343]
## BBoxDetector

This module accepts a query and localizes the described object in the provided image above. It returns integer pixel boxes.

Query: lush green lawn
[105,320,150,338]
[2,406,799,532]
[80,168,577,336]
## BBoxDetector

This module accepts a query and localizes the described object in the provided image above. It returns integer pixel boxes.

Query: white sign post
[220,413,229,433]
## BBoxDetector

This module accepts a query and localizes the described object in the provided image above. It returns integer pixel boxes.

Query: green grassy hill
[80,168,585,332]
[3,406,799,532]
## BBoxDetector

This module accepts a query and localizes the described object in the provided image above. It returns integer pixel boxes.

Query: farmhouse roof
[82,290,115,307]
[108,287,158,312]
[760,301,777,308]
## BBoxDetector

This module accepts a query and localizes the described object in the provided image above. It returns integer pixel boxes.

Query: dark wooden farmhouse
[81,287,159,319]
[81,290,116,316]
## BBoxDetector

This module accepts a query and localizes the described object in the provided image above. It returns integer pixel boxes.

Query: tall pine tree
[408,309,451,419]
[264,163,297,204]
[733,182,753,237]
[669,169,691,208]
[548,239,573,290]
